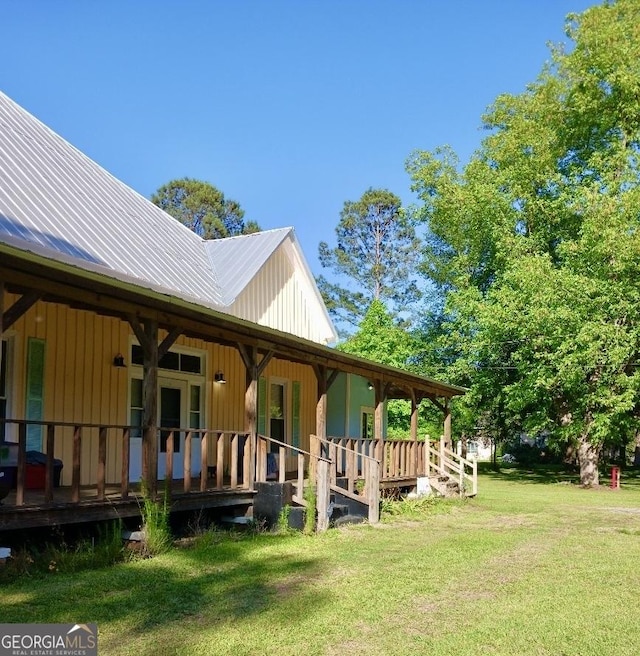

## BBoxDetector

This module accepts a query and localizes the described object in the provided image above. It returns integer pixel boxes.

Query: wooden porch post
[244,346,258,490]
[410,390,419,442]
[142,320,159,499]
[128,318,182,500]
[374,380,385,442]
[410,389,419,474]
[313,365,328,482]
[238,344,274,490]
[443,398,452,453]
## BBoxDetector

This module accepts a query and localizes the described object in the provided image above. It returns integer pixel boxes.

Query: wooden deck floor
[0,481,255,532]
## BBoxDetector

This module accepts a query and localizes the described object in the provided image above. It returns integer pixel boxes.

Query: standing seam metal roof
[204,227,292,305]
[0,91,224,307]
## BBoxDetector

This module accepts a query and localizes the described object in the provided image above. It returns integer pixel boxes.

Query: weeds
[380,494,459,520]
[0,520,125,583]
[303,484,316,534]
[139,485,172,556]
[277,505,292,534]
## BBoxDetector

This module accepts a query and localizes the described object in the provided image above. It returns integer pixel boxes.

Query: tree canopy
[408,0,640,485]
[317,188,421,331]
[151,178,260,239]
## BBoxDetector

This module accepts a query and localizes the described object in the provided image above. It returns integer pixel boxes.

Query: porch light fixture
[214,371,227,384]
[367,382,374,391]
[113,353,126,367]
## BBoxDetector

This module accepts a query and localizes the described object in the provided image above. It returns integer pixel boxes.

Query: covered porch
[0,250,467,532]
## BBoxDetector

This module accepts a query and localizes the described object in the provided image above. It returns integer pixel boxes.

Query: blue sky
[2,0,594,275]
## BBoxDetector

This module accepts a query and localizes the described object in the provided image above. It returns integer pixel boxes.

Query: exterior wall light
[214,371,227,384]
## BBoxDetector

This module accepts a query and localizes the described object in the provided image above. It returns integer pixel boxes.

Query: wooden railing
[327,436,422,481]
[0,418,251,507]
[256,433,332,531]
[326,436,477,498]
[314,435,380,524]
[427,442,478,497]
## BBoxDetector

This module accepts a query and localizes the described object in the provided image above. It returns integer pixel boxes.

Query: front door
[157,378,187,480]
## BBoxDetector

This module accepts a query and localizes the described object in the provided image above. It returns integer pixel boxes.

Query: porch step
[287,506,305,531]
[333,514,366,527]
[328,502,350,525]
[429,475,460,498]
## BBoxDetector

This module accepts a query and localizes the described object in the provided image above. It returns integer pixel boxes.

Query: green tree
[338,300,416,368]
[151,178,260,239]
[408,0,640,486]
[338,300,427,436]
[317,188,421,331]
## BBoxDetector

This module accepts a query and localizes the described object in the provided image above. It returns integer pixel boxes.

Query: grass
[2,466,640,655]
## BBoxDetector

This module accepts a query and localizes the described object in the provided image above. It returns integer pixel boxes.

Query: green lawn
[3,467,640,656]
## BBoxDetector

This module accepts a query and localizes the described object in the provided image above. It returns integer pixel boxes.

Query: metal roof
[204,228,291,305]
[0,91,224,307]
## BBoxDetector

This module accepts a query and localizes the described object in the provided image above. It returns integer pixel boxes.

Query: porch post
[312,365,328,482]
[410,389,419,475]
[244,347,258,490]
[443,398,452,453]
[374,380,385,442]
[141,320,159,499]
[237,344,274,490]
[410,390,419,442]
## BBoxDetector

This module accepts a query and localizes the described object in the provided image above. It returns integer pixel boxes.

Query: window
[361,409,374,440]
[257,377,300,448]
[130,378,143,438]
[25,338,45,451]
[189,384,201,430]
[270,382,286,443]
[291,381,301,448]
[130,344,202,375]
[130,379,202,451]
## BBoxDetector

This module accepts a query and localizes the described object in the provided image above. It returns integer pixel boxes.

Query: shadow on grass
[478,461,578,485]
[0,532,329,654]
[478,461,640,489]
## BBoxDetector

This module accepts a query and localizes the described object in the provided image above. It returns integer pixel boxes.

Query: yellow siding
[228,244,333,344]
[3,295,319,485]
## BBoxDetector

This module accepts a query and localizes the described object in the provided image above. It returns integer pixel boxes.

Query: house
[0,91,469,531]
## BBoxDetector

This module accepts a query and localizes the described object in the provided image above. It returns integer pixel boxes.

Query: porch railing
[427,442,478,497]
[326,435,477,498]
[0,418,251,508]
[313,435,380,524]
[256,433,332,531]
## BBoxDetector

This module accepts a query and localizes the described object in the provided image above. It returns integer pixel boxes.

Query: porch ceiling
[0,247,466,401]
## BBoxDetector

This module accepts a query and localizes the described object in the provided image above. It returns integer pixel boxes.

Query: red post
[610,466,620,489]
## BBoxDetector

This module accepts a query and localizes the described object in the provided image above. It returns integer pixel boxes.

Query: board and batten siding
[3,294,319,485]
[227,241,333,345]
[4,294,130,486]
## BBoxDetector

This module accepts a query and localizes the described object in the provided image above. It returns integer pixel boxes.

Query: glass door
[157,378,187,480]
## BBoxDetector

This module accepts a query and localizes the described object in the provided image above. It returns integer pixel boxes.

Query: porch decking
[0,481,255,531]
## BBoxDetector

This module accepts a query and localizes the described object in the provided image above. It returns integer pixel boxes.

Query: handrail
[256,433,332,530]
[312,434,380,524]
[427,444,477,497]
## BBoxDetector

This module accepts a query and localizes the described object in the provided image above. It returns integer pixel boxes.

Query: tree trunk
[576,435,600,487]
[633,430,640,467]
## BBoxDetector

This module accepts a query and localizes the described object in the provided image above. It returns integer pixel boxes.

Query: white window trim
[127,336,208,428]
[360,406,375,440]
[267,376,290,440]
